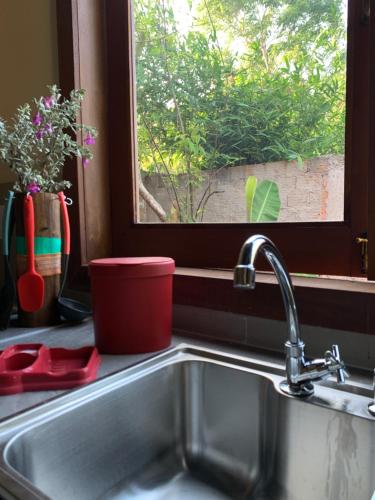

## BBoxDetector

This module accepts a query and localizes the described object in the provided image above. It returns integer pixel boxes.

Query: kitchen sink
[0,344,374,500]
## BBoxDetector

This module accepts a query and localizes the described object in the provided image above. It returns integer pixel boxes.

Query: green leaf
[250,180,281,223]
[245,176,257,222]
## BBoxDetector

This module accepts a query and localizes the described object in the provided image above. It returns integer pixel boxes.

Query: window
[58,0,372,279]
[135,0,347,226]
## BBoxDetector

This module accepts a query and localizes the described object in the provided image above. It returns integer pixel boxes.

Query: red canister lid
[89,257,175,278]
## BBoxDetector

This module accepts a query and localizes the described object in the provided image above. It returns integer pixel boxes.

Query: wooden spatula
[17,195,45,312]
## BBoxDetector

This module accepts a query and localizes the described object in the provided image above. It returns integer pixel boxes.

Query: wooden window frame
[57,0,373,281]
[57,0,112,289]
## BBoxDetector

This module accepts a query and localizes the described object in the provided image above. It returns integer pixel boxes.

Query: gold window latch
[356,233,368,274]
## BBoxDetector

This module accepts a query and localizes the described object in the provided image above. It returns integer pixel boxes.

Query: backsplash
[173,304,375,371]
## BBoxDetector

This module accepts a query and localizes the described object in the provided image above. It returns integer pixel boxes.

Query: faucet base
[280,380,314,397]
[368,402,375,416]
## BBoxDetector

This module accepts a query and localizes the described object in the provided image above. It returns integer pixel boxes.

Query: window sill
[173,268,375,335]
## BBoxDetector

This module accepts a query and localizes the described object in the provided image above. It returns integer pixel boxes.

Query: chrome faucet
[234,234,347,397]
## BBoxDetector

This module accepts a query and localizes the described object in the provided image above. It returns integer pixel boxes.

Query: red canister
[89,257,175,354]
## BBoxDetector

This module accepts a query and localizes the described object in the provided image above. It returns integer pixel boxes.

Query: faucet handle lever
[331,344,347,384]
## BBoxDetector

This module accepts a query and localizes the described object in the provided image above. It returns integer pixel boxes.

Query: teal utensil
[0,191,16,330]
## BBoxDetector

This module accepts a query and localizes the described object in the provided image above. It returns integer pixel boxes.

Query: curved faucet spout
[233,234,347,397]
[234,234,301,346]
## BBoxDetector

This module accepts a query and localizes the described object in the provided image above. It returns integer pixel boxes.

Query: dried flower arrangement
[0,85,97,193]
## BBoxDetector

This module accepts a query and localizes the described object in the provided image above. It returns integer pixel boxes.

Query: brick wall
[140,155,344,223]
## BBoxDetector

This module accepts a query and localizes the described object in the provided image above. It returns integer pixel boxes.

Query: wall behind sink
[0,0,59,282]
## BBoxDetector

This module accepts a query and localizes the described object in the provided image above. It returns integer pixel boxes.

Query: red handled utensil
[17,195,45,312]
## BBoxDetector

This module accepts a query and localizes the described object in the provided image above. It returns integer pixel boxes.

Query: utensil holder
[15,193,62,327]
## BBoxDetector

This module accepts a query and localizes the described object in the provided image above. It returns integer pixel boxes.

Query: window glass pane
[135,0,347,223]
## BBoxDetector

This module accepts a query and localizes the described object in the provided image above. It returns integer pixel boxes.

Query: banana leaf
[250,179,280,222]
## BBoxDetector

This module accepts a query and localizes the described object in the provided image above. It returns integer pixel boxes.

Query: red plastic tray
[0,344,101,395]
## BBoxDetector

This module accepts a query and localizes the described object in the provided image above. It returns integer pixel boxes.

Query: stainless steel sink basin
[0,344,374,500]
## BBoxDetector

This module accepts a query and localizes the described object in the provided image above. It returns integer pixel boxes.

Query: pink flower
[84,132,96,146]
[43,96,54,108]
[44,123,53,134]
[35,129,45,140]
[83,157,90,168]
[26,182,41,194]
[32,112,42,126]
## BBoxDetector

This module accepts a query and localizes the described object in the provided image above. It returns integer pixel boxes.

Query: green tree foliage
[135,0,346,220]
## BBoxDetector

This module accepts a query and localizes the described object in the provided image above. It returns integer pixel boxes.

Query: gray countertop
[0,320,372,422]
[0,321,168,421]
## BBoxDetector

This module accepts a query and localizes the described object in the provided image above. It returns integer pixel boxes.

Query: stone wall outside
[140,155,344,223]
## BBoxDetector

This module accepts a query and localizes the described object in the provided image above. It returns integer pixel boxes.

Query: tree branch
[139,180,167,222]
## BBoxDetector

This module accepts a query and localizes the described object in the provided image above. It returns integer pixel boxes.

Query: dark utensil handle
[2,191,14,257]
[58,254,70,300]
